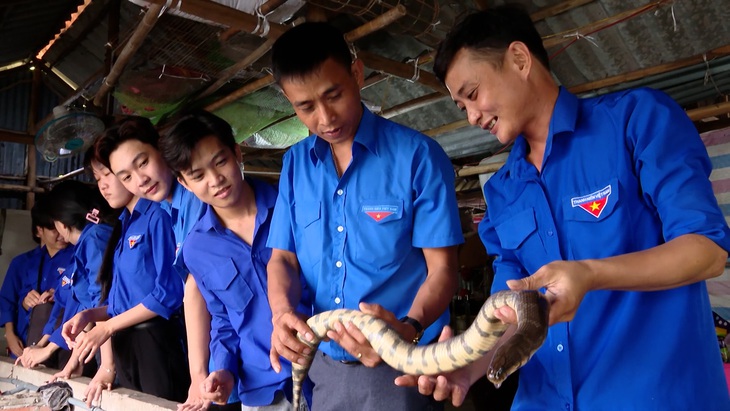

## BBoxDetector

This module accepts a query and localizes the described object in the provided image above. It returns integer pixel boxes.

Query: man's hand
[177,373,211,411]
[394,326,473,407]
[5,332,24,357]
[39,289,54,303]
[499,260,593,325]
[269,310,314,373]
[22,290,42,310]
[325,302,412,367]
[199,370,234,405]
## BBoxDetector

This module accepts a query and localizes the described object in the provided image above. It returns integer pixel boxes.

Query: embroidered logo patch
[61,275,71,287]
[57,267,66,276]
[362,205,398,222]
[571,185,612,218]
[128,234,142,249]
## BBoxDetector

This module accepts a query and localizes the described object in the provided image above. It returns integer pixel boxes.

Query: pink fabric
[725,363,730,393]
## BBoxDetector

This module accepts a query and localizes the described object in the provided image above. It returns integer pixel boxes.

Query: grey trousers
[308,351,444,411]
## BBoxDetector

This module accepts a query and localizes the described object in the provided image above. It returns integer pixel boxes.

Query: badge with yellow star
[571,185,611,218]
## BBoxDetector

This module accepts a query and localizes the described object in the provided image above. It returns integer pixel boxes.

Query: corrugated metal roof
[0,0,86,67]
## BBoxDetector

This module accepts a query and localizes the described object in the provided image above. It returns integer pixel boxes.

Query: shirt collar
[309,103,378,166]
[506,87,579,179]
[120,197,154,222]
[199,178,277,235]
[159,180,184,212]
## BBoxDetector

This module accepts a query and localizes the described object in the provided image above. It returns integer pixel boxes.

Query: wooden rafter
[218,0,289,40]
[531,0,594,22]
[381,92,447,119]
[205,5,408,112]
[146,0,288,38]
[542,1,670,49]
[358,50,448,95]
[93,3,164,106]
[0,129,34,145]
[569,45,730,94]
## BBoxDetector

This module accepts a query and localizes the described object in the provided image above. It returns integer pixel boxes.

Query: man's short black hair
[160,110,237,179]
[94,116,160,169]
[30,194,54,244]
[271,22,352,84]
[434,4,550,83]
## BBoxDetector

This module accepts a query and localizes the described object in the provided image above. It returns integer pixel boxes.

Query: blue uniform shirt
[0,245,74,345]
[45,264,75,350]
[268,106,464,361]
[159,180,205,256]
[480,87,730,410]
[180,179,292,406]
[107,198,182,318]
[45,223,113,349]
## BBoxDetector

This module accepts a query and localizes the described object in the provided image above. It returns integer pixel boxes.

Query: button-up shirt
[480,87,730,410]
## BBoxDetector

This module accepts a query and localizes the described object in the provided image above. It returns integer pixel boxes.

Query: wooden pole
[26,68,41,209]
[569,45,730,94]
[423,119,470,137]
[457,162,505,177]
[146,0,288,38]
[381,92,447,118]
[205,6,408,111]
[219,0,291,40]
[687,101,730,121]
[358,50,449,95]
[93,3,164,106]
[0,184,45,193]
[542,1,669,49]
[199,37,277,99]
[344,5,406,42]
[205,75,273,112]
[0,129,34,145]
[531,0,594,22]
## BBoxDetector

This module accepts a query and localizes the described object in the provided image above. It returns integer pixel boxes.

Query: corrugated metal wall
[0,68,86,210]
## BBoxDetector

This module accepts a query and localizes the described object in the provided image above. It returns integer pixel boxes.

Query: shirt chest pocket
[563,179,620,223]
[199,259,252,312]
[294,201,322,270]
[355,199,410,268]
[494,208,547,274]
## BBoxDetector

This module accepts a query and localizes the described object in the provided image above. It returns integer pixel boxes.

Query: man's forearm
[184,275,211,378]
[267,251,302,317]
[409,246,459,329]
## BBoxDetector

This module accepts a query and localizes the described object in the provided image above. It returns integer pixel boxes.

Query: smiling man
[160,111,300,411]
[265,22,464,411]
[396,5,730,411]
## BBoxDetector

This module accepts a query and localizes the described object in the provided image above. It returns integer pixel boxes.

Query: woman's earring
[239,162,245,180]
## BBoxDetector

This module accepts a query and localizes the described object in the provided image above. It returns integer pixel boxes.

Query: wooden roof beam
[531,0,594,22]
[542,1,670,49]
[569,45,730,94]
[205,5,408,111]
[358,50,448,95]
[381,92,447,118]
[0,129,34,145]
[92,3,164,106]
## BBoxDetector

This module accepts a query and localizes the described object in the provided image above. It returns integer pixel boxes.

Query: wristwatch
[399,316,424,344]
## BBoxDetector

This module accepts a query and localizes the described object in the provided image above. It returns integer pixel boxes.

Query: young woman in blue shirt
[61,123,189,404]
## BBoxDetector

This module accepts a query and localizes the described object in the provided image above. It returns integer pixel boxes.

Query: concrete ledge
[0,358,178,411]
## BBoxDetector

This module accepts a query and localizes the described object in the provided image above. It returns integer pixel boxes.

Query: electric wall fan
[35,107,105,162]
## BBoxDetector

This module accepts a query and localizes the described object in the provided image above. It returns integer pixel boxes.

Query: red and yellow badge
[571,185,611,218]
[362,205,398,223]
[128,234,142,249]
